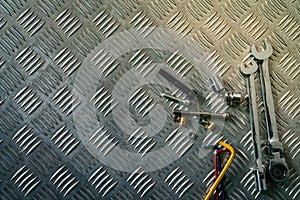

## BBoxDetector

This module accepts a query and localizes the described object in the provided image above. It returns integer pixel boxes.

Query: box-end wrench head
[268,155,289,182]
[240,59,258,75]
[251,40,273,60]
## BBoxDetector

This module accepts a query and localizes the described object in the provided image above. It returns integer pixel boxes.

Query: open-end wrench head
[251,40,273,60]
[240,59,258,75]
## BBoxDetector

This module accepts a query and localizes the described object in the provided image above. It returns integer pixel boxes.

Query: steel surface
[0,0,299,199]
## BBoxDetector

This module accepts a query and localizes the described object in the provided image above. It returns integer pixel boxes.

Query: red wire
[214,150,219,200]
[214,149,230,200]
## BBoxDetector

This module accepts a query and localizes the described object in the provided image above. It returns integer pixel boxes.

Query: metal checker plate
[0,0,299,199]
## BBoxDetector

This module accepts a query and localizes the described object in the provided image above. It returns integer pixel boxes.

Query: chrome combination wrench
[251,41,289,183]
[241,40,289,191]
[240,59,267,191]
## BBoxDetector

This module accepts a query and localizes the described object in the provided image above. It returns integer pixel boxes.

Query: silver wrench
[252,40,289,182]
[240,59,267,191]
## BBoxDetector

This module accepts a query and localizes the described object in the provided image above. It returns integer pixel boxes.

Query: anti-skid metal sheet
[0,0,299,199]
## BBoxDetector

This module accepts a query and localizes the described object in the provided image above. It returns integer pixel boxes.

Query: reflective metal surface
[0,0,299,199]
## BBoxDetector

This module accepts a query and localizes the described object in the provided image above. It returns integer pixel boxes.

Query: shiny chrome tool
[240,58,267,191]
[160,93,190,107]
[158,69,238,130]
[241,40,289,191]
[251,41,289,183]
[209,75,242,106]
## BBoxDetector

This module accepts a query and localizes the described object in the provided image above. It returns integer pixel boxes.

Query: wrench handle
[245,74,268,190]
[260,59,280,147]
[248,75,264,168]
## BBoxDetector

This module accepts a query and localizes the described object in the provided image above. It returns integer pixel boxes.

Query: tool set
[240,40,289,191]
[160,41,289,199]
